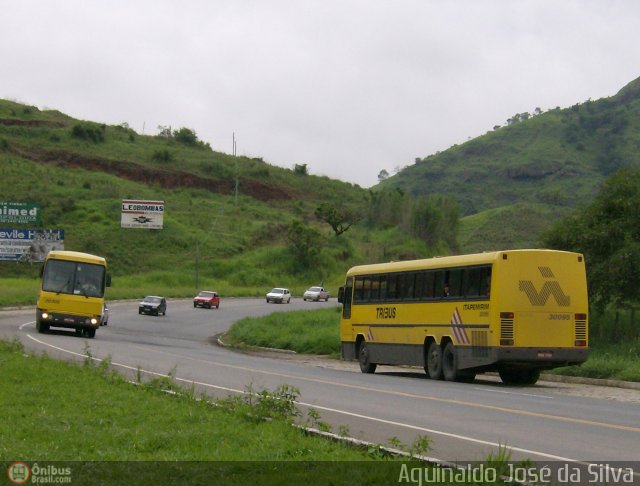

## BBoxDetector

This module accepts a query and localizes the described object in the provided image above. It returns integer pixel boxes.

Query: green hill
[381,76,640,251]
[0,99,436,298]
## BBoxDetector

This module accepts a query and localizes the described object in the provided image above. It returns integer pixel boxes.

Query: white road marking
[18,321,639,471]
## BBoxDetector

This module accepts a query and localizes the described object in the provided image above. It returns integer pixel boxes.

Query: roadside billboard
[121,200,164,229]
[0,229,64,262]
[0,202,41,225]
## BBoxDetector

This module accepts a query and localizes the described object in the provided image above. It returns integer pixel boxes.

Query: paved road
[2,298,640,473]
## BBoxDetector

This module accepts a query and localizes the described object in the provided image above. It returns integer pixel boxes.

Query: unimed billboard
[121,200,164,229]
[0,202,41,225]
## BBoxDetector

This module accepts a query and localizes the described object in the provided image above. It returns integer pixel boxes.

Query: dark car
[139,296,167,316]
[193,291,220,309]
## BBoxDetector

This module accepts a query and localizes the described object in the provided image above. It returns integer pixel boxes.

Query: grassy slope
[380,77,640,252]
[1,99,424,300]
[0,340,428,485]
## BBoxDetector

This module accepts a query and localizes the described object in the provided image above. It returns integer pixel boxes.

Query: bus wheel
[442,342,475,382]
[499,369,540,386]
[358,341,377,374]
[36,320,49,334]
[84,328,96,339]
[442,343,459,381]
[425,342,443,380]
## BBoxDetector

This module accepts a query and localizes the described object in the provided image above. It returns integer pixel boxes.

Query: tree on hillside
[286,220,323,270]
[294,163,308,175]
[543,167,640,309]
[377,169,389,181]
[315,203,361,236]
[174,127,198,145]
[406,195,459,250]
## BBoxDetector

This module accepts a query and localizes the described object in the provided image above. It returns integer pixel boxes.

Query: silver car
[303,286,330,302]
[266,288,291,304]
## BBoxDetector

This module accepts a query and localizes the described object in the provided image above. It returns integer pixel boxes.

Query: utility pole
[195,240,199,289]
[233,132,238,206]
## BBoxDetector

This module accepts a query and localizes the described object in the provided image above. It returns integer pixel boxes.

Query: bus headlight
[41,312,49,320]
[90,318,98,325]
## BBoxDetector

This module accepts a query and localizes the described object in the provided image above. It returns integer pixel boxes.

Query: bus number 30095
[376,307,396,319]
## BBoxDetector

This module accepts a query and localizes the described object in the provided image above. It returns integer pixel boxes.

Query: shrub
[71,123,105,143]
[152,149,173,163]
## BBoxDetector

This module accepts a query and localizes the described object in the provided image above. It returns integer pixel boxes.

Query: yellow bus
[338,249,589,385]
[36,250,111,339]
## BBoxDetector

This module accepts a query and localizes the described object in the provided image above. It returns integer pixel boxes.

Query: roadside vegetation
[223,308,640,383]
[1,339,521,485]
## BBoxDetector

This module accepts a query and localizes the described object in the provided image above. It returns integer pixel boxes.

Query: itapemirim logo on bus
[7,462,72,484]
[0,202,40,225]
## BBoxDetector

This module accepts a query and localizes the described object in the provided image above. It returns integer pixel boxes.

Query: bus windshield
[42,259,106,298]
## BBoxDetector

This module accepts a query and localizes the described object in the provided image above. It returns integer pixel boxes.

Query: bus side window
[379,275,388,302]
[415,272,426,300]
[480,266,492,297]
[463,267,482,298]
[370,276,380,302]
[353,277,364,303]
[386,274,397,301]
[433,271,444,300]
[424,271,435,299]
[448,269,463,297]
[362,276,372,302]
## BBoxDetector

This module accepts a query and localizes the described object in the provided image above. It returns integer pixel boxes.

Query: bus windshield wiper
[56,279,71,294]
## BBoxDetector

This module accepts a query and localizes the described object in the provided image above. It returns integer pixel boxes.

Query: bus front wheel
[36,320,49,334]
[358,341,377,374]
[425,342,443,380]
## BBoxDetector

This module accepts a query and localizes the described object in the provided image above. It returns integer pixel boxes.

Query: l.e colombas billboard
[0,229,64,262]
[121,200,164,229]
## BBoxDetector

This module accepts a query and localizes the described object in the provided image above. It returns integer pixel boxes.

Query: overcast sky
[2,1,640,188]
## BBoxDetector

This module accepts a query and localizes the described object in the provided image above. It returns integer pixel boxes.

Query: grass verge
[0,340,449,485]
[224,309,640,383]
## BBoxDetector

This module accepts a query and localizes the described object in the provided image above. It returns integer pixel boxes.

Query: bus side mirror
[105,273,112,288]
[39,266,44,278]
[337,286,344,304]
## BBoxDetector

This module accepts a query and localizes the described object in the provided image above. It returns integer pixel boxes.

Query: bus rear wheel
[499,369,540,386]
[442,343,476,383]
[425,341,443,380]
[358,341,377,374]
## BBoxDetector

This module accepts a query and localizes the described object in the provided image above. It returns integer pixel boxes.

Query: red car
[193,291,220,309]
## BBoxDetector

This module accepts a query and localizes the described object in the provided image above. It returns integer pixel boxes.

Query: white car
[266,288,291,304]
[303,286,330,302]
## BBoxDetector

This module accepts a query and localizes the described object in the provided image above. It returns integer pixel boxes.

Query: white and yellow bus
[338,249,589,385]
[36,250,111,338]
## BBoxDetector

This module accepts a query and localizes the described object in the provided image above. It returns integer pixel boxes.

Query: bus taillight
[575,340,587,347]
